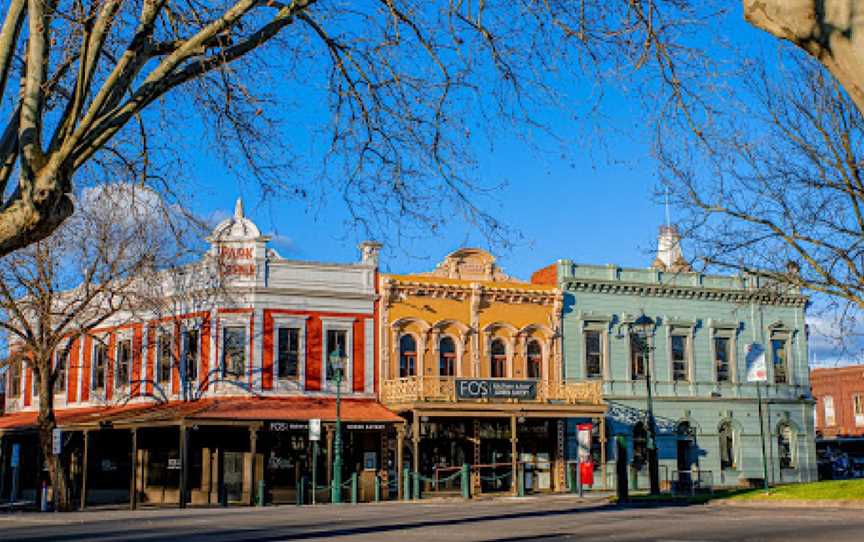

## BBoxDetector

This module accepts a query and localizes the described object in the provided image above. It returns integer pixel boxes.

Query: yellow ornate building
[378,249,605,496]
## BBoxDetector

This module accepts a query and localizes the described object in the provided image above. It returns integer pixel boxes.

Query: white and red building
[0,199,401,507]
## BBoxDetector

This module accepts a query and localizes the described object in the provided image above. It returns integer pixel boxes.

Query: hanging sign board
[745,343,767,382]
[456,379,537,400]
[52,428,62,455]
[309,418,321,441]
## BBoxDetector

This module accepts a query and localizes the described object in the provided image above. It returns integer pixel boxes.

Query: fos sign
[456,379,537,400]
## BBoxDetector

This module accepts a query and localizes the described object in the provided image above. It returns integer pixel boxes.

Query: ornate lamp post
[631,312,660,495]
[330,348,346,503]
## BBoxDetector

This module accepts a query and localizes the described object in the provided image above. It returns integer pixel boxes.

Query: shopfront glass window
[526,340,542,379]
[223,326,246,379]
[439,336,455,377]
[399,334,416,378]
[490,339,507,378]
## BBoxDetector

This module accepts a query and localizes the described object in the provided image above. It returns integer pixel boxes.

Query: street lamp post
[632,312,661,496]
[330,348,345,504]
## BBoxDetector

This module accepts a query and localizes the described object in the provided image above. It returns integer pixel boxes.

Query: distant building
[811,365,864,438]
[532,225,818,488]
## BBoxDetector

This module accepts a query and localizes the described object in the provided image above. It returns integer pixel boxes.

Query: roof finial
[234,197,244,219]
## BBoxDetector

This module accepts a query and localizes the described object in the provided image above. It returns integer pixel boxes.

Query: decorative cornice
[385,279,560,307]
[563,279,807,307]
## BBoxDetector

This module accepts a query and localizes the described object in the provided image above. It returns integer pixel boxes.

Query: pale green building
[542,227,817,489]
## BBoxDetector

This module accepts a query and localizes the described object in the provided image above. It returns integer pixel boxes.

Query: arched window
[490,339,507,378]
[439,336,456,377]
[778,425,795,469]
[526,340,542,379]
[399,334,417,378]
[719,422,736,470]
[632,422,648,470]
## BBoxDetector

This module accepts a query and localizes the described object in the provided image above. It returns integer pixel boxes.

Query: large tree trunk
[36,365,72,511]
[744,0,864,115]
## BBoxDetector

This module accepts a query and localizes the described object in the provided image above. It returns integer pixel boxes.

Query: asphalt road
[1,496,862,542]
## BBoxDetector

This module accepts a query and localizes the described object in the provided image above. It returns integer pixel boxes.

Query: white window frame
[769,331,792,385]
[710,325,737,384]
[854,394,864,427]
[91,337,108,398]
[321,317,354,393]
[628,332,652,381]
[669,330,692,383]
[53,342,68,399]
[220,317,250,384]
[155,328,174,391]
[180,321,202,390]
[824,395,836,426]
[114,330,134,395]
[273,315,307,391]
[582,325,606,380]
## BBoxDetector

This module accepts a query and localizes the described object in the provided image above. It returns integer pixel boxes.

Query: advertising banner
[745,343,767,382]
[577,423,594,486]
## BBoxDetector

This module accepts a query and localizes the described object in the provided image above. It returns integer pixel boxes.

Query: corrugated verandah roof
[0,397,403,432]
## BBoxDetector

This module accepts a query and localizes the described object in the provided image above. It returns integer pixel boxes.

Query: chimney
[358,241,382,268]
[652,225,691,273]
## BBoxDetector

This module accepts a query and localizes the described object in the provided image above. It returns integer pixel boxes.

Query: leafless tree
[0,183,197,510]
[744,0,864,116]
[659,53,864,358]
[0,1,721,257]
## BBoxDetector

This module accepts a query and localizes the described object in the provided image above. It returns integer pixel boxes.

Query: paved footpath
[2,495,863,542]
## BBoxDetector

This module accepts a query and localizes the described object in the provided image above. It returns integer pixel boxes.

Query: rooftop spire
[234,197,244,219]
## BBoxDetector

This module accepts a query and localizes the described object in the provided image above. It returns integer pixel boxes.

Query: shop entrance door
[519,421,553,492]
[223,452,244,502]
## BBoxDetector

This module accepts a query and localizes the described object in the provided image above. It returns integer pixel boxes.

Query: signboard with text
[52,428,62,455]
[456,379,537,400]
[309,418,321,441]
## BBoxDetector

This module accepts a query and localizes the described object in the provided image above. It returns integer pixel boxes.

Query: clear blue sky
[177,6,776,281]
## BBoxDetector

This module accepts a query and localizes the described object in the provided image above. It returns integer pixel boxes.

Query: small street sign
[309,418,321,441]
[52,428,62,455]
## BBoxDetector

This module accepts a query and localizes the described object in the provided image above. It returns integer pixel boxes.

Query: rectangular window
[157,333,172,384]
[277,327,300,380]
[8,360,20,398]
[326,329,348,383]
[182,329,199,383]
[116,339,132,389]
[54,348,67,395]
[585,330,603,379]
[630,334,647,380]
[223,326,246,379]
[714,337,731,382]
[671,334,689,382]
[771,338,788,384]
[854,395,864,427]
[824,395,836,426]
[93,343,107,392]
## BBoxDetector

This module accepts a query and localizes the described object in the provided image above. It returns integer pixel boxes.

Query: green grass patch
[728,479,864,501]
